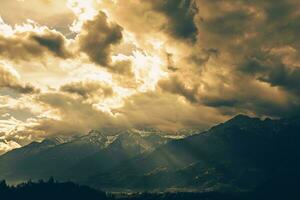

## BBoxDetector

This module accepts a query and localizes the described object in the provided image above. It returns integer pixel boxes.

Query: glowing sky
[1,0,300,154]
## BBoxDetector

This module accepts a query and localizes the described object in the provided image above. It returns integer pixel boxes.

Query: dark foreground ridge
[0,178,241,200]
[0,178,299,200]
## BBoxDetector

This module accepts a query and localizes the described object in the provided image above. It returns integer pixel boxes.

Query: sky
[0,0,300,154]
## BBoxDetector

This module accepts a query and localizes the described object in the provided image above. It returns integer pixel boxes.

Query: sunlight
[132,51,168,92]
[67,0,98,32]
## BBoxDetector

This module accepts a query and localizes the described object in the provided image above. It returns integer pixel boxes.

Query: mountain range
[1,115,300,194]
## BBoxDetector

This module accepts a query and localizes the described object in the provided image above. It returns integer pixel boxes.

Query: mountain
[59,129,171,181]
[0,128,172,184]
[84,115,300,192]
[1,115,300,193]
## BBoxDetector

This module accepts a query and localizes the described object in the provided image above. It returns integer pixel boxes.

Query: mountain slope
[1,115,300,192]
[85,115,300,191]
[0,133,105,182]
[0,129,171,183]
[59,129,171,181]
[0,137,68,182]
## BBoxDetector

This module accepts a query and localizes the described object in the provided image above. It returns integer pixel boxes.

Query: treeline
[0,178,242,200]
[0,178,111,200]
[0,178,298,200]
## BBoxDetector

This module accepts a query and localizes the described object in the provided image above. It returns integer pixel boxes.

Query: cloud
[77,11,123,67]
[149,0,198,40]
[0,0,75,35]
[0,140,21,155]
[158,66,299,117]
[116,91,224,131]
[2,89,224,144]
[1,0,300,153]
[158,75,198,103]
[60,80,114,98]
[23,91,127,138]
[109,60,133,76]
[197,74,298,117]
[154,0,300,117]
[0,64,38,94]
[30,31,72,58]
[0,28,72,61]
[239,54,300,96]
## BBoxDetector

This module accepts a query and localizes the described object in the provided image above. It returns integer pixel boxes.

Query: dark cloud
[161,0,300,117]
[109,60,133,76]
[3,0,300,152]
[116,91,223,131]
[149,0,198,40]
[241,56,300,96]
[188,48,220,68]
[10,83,38,94]
[202,10,251,38]
[30,31,71,58]
[166,53,179,72]
[197,66,300,116]
[201,98,240,109]
[0,64,38,94]
[194,0,300,60]
[78,11,123,67]
[159,68,300,118]
[158,76,198,103]
[60,80,114,98]
[0,29,71,61]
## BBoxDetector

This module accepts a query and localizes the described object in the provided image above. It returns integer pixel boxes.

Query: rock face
[1,115,300,192]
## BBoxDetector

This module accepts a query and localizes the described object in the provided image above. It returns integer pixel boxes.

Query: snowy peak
[128,127,165,136]
[109,129,171,152]
[41,136,71,146]
[72,130,118,149]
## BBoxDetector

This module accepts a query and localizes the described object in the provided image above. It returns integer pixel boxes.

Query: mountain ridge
[0,127,175,184]
[1,115,299,193]
[83,115,300,191]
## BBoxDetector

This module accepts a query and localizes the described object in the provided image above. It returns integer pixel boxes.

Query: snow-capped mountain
[0,127,176,183]
[1,115,300,192]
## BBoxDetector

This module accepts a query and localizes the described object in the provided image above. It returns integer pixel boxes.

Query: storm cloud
[0,28,71,61]
[149,0,198,40]
[1,0,300,153]
[78,11,123,67]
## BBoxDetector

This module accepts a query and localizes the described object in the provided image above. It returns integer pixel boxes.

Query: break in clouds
[1,0,300,154]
